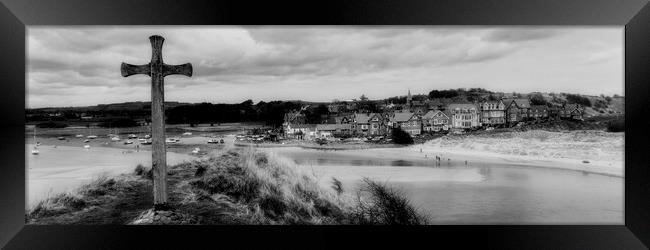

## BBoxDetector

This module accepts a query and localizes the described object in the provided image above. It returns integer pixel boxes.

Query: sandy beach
[264,130,624,178]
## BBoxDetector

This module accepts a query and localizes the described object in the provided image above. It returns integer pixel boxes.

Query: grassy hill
[26,148,428,225]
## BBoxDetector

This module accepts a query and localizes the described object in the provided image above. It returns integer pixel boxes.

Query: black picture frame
[1,0,649,249]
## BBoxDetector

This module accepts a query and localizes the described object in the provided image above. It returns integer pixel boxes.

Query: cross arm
[162,63,193,77]
[121,63,151,77]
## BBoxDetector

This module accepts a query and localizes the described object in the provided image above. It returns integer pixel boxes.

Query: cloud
[26,26,621,108]
[482,29,562,42]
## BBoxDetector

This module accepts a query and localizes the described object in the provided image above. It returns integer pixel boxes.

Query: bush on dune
[350,178,429,225]
[183,148,350,224]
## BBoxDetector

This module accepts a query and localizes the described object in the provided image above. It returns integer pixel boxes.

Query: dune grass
[27,148,428,225]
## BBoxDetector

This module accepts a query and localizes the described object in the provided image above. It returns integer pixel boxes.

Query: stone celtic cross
[121,35,192,210]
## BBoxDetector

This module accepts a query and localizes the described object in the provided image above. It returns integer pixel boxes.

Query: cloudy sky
[27,26,623,108]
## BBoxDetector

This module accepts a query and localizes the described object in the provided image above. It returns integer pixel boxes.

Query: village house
[479,100,506,126]
[284,124,317,140]
[448,103,480,131]
[391,111,422,135]
[316,124,352,138]
[547,105,562,120]
[561,104,585,120]
[352,113,371,136]
[325,114,352,125]
[351,113,387,136]
[421,110,450,132]
[503,98,531,124]
[529,105,549,119]
[368,113,387,136]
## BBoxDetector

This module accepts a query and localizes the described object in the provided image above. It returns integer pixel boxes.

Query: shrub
[565,94,592,107]
[134,164,145,176]
[331,177,344,195]
[351,178,428,225]
[607,118,624,132]
[391,127,414,145]
[195,165,207,177]
[530,93,548,106]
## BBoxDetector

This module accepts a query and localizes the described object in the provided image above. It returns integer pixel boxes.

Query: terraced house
[421,110,450,132]
[391,111,421,135]
[560,104,584,120]
[504,98,531,123]
[448,103,480,131]
[529,105,549,119]
[479,100,506,126]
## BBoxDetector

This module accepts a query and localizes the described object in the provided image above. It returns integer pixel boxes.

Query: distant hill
[28,101,191,112]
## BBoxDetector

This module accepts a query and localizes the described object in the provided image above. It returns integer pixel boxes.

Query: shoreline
[27,129,624,178]
[264,145,623,178]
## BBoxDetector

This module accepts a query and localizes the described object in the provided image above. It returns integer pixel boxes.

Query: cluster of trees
[165,100,304,127]
[529,93,549,106]
[428,88,492,102]
[565,94,592,107]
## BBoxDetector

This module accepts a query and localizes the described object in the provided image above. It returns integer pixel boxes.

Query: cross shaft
[121,35,192,210]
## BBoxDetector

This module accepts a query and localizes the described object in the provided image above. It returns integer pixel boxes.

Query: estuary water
[270,147,623,224]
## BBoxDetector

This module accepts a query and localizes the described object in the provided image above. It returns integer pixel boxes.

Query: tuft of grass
[350,178,429,225]
[331,177,344,195]
[194,165,207,177]
[134,164,146,176]
[26,174,153,224]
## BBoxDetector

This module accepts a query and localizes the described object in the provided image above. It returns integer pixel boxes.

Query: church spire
[407,88,412,107]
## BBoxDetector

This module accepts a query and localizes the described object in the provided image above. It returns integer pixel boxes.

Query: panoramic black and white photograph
[25,26,624,225]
